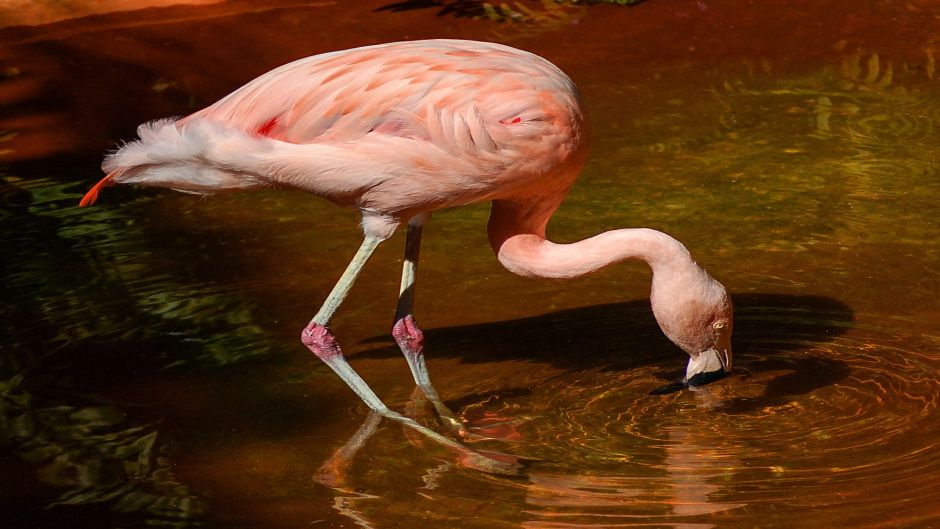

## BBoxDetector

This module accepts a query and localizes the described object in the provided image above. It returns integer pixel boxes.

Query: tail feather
[91,117,406,206]
[96,118,272,198]
[78,170,118,207]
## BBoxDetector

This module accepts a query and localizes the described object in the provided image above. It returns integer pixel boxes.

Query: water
[2,1,939,528]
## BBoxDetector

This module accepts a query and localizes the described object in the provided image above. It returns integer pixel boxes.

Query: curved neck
[487,198,697,279]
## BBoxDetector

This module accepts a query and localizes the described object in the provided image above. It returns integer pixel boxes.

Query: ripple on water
[453,312,940,528]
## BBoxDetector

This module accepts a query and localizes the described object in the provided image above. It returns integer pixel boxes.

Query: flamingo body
[98,40,586,235]
[82,40,733,471]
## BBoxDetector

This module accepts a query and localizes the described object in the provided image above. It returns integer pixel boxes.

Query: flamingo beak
[683,347,729,389]
[675,332,734,391]
[715,334,733,373]
[649,341,732,395]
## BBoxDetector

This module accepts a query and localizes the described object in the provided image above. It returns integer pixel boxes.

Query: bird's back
[191,40,579,145]
[103,40,589,217]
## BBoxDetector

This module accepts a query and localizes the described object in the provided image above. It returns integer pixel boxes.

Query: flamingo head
[650,271,733,394]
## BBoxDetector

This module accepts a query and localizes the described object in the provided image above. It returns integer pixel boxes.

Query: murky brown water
[2,1,939,528]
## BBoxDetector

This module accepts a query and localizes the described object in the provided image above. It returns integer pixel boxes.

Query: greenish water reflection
[1,174,272,526]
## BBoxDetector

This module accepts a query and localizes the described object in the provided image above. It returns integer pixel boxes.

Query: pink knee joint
[301,323,343,360]
[392,315,425,356]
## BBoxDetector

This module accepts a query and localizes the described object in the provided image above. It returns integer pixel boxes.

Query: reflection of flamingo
[524,423,744,529]
[520,385,743,528]
[79,39,733,467]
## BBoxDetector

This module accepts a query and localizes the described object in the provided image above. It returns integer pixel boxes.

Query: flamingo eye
[712,321,726,330]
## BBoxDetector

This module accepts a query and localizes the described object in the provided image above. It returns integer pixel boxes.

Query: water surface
[1,1,939,528]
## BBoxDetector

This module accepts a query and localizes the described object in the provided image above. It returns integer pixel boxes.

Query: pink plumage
[92,40,584,226]
[81,39,732,473]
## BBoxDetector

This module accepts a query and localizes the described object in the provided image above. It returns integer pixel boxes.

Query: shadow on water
[377,0,646,18]
[359,293,854,408]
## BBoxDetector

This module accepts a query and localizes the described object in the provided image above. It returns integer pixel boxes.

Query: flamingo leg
[303,235,390,412]
[301,233,521,475]
[392,215,463,434]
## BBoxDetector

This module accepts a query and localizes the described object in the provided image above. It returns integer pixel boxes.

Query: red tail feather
[79,172,116,207]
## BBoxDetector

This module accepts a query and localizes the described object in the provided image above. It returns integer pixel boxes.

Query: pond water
[2,1,939,528]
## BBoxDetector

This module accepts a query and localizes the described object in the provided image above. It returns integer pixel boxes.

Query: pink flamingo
[80,39,732,467]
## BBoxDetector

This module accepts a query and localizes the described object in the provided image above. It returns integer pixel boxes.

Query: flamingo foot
[303,322,521,475]
[380,410,523,476]
[454,448,526,475]
[462,416,526,442]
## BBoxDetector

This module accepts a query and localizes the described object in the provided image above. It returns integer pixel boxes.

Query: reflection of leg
[392,215,463,434]
[315,412,383,490]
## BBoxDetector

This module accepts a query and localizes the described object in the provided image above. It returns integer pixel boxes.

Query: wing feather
[191,40,572,143]
[163,39,584,209]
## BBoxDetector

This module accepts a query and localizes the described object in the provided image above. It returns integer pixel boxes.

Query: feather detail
[79,170,117,207]
[91,39,585,213]
[101,119,273,194]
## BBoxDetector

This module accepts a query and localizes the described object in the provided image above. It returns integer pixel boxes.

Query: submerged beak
[686,333,733,389]
[79,170,119,207]
[683,347,728,388]
[649,340,733,395]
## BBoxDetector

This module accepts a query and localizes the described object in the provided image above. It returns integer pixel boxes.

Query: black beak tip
[649,368,728,396]
[686,368,728,388]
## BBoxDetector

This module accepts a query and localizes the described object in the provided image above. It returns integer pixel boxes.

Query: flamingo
[80,39,733,468]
